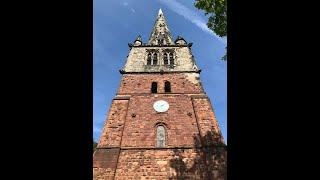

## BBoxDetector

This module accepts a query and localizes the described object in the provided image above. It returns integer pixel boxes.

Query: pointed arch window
[146,51,159,66]
[156,125,166,147]
[163,50,174,66]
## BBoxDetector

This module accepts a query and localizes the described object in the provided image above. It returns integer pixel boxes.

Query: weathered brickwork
[118,73,203,94]
[98,100,128,148]
[93,148,226,180]
[93,168,115,180]
[93,148,120,179]
[115,149,203,179]
[113,148,226,180]
[192,98,225,144]
[120,94,200,148]
[93,9,226,180]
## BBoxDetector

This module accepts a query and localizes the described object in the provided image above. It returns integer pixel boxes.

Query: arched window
[147,53,152,65]
[164,81,171,93]
[169,53,174,65]
[164,53,168,65]
[156,125,166,147]
[153,53,158,65]
[151,82,157,93]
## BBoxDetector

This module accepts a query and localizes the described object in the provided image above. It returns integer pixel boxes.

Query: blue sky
[94,0,227,144]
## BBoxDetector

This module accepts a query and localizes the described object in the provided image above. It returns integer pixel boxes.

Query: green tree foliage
[195,0,227,60]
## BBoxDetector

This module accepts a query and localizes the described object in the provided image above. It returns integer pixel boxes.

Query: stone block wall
[123,46,198,73]
[112,148,226,180]
[93,148,120,180]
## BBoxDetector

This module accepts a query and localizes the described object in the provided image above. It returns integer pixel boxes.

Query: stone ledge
[131,44,190,48]
[113,95,131,100]
[116,93,204,96]
[190,94,209,99]
[96,145,226,150]
[119,70,201,74]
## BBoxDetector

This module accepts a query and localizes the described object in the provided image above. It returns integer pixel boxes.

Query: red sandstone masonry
[118,73,203,94]
[94,90,226,180]
[93,167,115,180]
[93,147,227,180]
[114,149,226,180]
[120,94,200,148]
[93,84,226,179]
[192,97,224,144]
[115,149,204,179]
[98,100,129,148]
[93,148,120,179]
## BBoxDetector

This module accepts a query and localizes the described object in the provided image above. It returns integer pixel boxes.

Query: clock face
[153,100,169,112]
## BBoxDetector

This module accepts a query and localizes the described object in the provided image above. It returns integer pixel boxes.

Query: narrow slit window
[147,53,152,65]
[164,53,168,65]
[165,81,171,93]
[151,82,157,93]
[169,53,174,65]
[153,53,158,65]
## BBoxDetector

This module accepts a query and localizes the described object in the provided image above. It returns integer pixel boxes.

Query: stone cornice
[113,95,131,100]
[96,145,227,150]
[119,69,201,74]
[128,43,193,48]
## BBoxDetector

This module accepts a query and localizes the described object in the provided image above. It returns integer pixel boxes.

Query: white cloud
[121,2,136,14]
[158,0,226,45]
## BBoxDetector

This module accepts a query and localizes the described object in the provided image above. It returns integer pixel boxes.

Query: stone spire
[158,8,163,16]
[148,8,174,45]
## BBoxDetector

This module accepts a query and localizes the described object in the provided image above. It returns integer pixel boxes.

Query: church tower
[93,9,227,180]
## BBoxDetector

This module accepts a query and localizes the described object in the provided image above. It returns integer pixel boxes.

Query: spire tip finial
[158,8,163,16]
